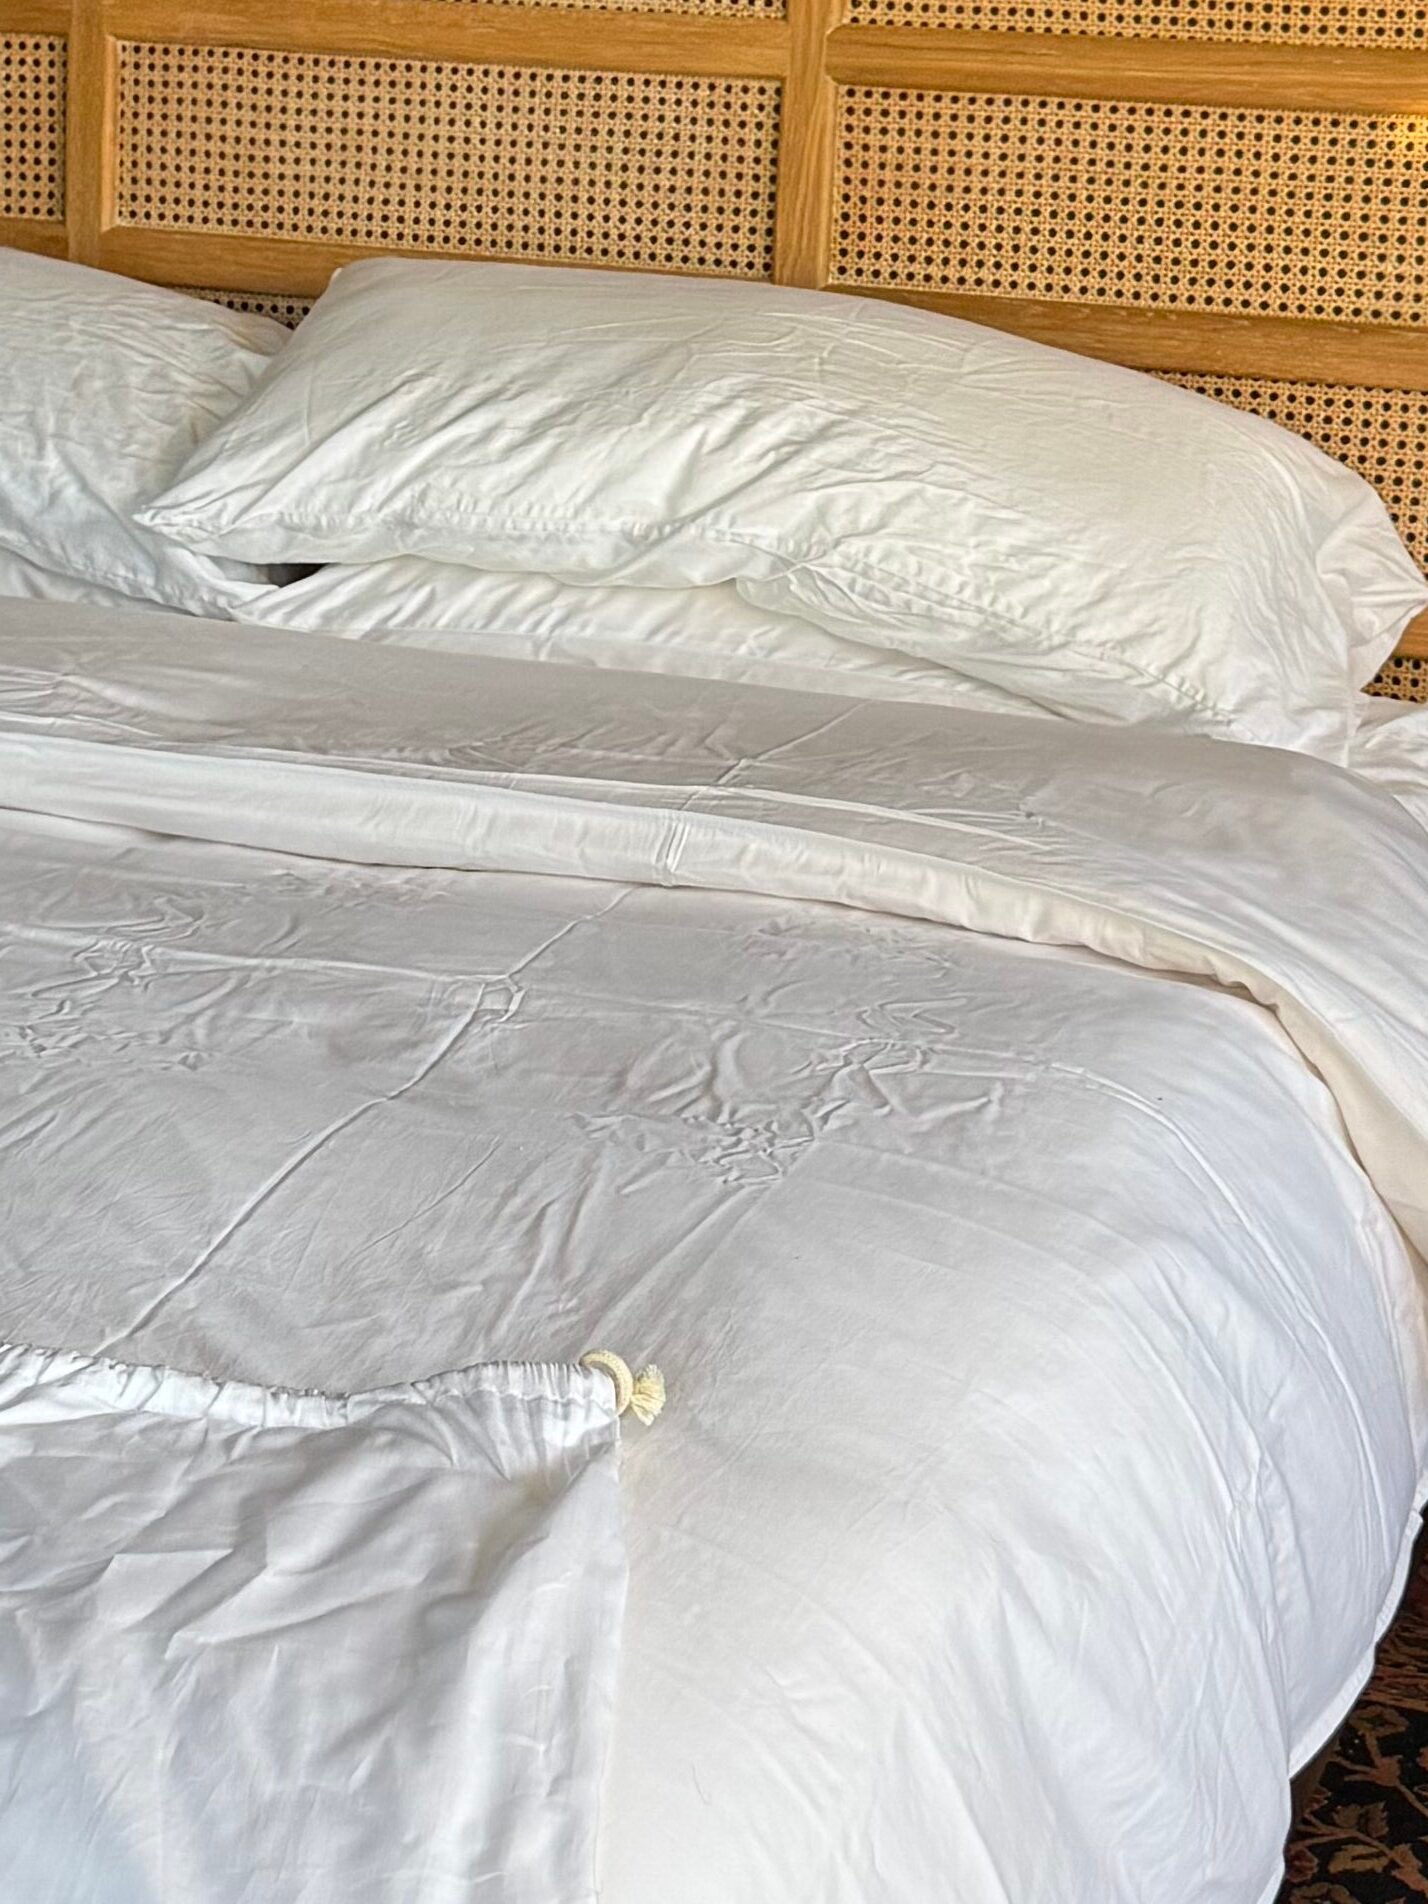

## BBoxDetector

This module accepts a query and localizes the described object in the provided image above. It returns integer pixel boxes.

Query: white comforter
[2,603,1427,1904]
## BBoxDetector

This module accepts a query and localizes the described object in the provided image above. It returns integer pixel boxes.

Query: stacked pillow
[238,560,1041,715]
[9,249,1420,757]
[136,258,1428,759]
[0,249,290,614]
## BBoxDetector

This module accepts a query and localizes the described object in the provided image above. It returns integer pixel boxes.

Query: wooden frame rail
[1389,620,1425,663]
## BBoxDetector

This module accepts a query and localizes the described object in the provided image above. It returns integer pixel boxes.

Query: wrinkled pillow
[0,250,289,615]
[0,545,180,612]
[142,259,1428,757]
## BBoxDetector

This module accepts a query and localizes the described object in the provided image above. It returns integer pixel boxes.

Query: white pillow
[0,250,290,616]
[0,546,184,612]
[241,560,1042,715]
[140,259,1428,759]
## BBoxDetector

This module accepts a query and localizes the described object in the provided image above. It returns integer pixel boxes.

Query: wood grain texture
[827,28,1428,109]
[773,0,843,285]
[98,228,769,295]
[104,0,790,76]
[1,0,67,28]
[0,215,66,253]
[1401,611,1428,661]
[842,0,1428,44]
[62,0,114,263]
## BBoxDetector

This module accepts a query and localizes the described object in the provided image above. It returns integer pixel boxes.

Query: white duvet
[2,602,1428,1904]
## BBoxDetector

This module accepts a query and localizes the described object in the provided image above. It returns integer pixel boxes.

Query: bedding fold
[1,604,1424,1251]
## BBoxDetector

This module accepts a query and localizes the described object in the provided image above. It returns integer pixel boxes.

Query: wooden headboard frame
[2,0,1426,680]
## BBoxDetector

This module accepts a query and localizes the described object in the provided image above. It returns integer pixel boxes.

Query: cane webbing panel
[832,91,1428,328]
[844,0,1428,44]
[1368,653,1428,700]
[115,46,780,279]
[0,34,65,223]
[190,287,316,326]
[1163,374,1428,571]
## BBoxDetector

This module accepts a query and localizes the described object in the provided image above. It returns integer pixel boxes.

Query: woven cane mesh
[832,91,1428,327]
[0,34,66,222]
[844,0,1428,44]
[189,287,316,326]
[115,45,780,278]
[1368,654,1428,700]
[1162,374,1428,572]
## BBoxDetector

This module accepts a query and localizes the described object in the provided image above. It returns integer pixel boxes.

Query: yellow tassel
[628,1364,666,1426]
[580,1350,666,1425]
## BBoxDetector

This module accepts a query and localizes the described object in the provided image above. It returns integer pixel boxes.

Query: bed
[2,603,1426,1904]
[1,4,1427,1902]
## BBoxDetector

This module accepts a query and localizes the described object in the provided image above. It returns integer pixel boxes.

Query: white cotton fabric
[139,260,1428,758]
[3,604,1428,1904]
[241,560,1039,714]
[0,1344,625,1904]
[0,545,191,611]
[1351,692,1428,832]
[4,605,1425,1250]
[0,250,289,615]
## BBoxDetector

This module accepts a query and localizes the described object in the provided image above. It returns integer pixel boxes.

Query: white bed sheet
[2,604,1427,1904]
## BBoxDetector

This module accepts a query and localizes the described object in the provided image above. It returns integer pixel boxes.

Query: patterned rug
[1280,1550,1428,1901]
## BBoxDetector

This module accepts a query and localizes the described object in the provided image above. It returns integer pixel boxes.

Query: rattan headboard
[2,0,1426,694]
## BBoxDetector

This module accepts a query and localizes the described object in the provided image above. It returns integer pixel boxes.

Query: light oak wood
[2,0,67,27]
[1402,611,1428,661]
[827,28,1428,111]
[103,0,789,76]
[773,0,843,285]
[96,228,763,295]
[63,0,115,265]
[0,216,67,255]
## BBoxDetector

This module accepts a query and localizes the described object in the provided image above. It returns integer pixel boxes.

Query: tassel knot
[580,1350,666,1425]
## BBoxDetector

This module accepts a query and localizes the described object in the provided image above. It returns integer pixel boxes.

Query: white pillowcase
[0,250,290,616]
[242,560,1042,715]
[140,259,1428,759]
[0,546,186,612]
